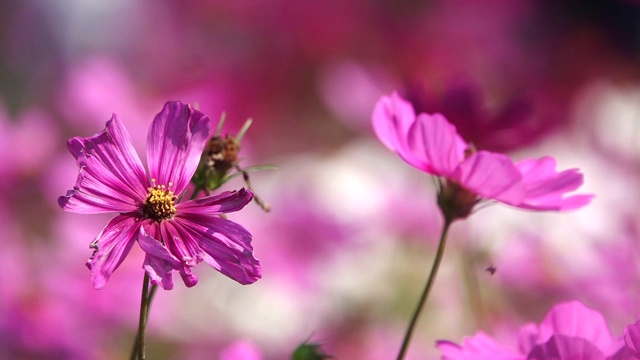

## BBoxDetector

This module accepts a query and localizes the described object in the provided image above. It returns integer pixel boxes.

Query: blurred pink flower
[59,100,261,289]
[219,340,264,360]
[372,92,592,215]
[438,301,638,360]
[0,208,105,359]
[404,81,559,153]
[0,103,58,191]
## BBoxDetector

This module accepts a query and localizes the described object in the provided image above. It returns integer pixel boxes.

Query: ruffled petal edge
[173,214,261,285]
[85,214,140,289]
[59,114,148,214]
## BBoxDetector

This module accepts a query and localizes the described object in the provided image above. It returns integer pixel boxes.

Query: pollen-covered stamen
[143,181,177,221]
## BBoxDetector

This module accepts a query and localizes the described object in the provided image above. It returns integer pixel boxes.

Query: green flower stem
[129,273,151,360]
[397,218,453,360]
[130,284,158,360]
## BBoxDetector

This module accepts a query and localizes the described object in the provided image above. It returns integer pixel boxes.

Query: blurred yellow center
[143,182,176,221]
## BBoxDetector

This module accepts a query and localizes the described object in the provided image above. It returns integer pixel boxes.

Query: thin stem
[396,219,453,360]
[130,273,151,360]
[236,165,270,212]
[137,273,151,360]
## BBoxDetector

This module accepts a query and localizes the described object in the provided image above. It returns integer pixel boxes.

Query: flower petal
[527,334,606,360]
[436,332,523,360]
[517,323,540,354]
[147,101,210,195]
[453,151,526,204]
[535,301,616,354]
[173,214,261,285]
[158,220,204,268]
[85,214,140,289]
[515,157,593,211]
[176,188,253,216]
[58,115,148,214]
[372,92,468,175]
[372,92,416,152]
[406,112,468,175]
[609,346,636,360]
[623,320,640,357]
[139,224,183,290]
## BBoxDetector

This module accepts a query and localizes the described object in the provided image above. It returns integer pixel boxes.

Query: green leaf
[291,342,332,360]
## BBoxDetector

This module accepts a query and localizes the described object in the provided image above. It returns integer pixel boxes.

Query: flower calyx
[437,179,480,223]
[190,115,272,212]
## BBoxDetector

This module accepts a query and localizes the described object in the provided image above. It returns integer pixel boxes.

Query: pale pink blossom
[372,92,592,214]
[438,301,639,360]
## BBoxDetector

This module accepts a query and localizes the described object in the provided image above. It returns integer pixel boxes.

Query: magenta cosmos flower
[58,101,261,290]
[372,92,592,219]
[438,301,640,360]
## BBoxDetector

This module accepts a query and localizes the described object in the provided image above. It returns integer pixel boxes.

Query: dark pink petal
[58,115,148,214]
[536,301,616,354]
[372,92,416,152]
[139,221,200,290]
[406,112,468,176]
[173,214,261,285]
[85,214,140,289]
[437,332,523,360]
[527,335,606,360]
[609,346,636,360]
[139,225,180,290]
[623,320,640,357]
[453,151,526,204]
[515,157,593,211]
[159,220,204,268]
[178,266,199,288]
[517,323,540,354]
[142,255,177,290]
[147,101,210,195]
[176,188,253,216]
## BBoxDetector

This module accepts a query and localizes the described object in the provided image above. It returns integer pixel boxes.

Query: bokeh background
[3,0,640,359]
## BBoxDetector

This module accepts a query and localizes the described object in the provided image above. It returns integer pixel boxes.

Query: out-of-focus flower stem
[397,218,453,360]
[460,246,489,330]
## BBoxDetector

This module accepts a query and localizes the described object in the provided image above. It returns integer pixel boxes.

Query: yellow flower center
[143,181,177,221]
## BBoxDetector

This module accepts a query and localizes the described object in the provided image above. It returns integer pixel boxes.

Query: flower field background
[2,1,640,359]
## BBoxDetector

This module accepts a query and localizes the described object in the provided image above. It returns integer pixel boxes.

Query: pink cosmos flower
[58,101,261,290]
[372,92,592,218]
[438,301,639,360]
